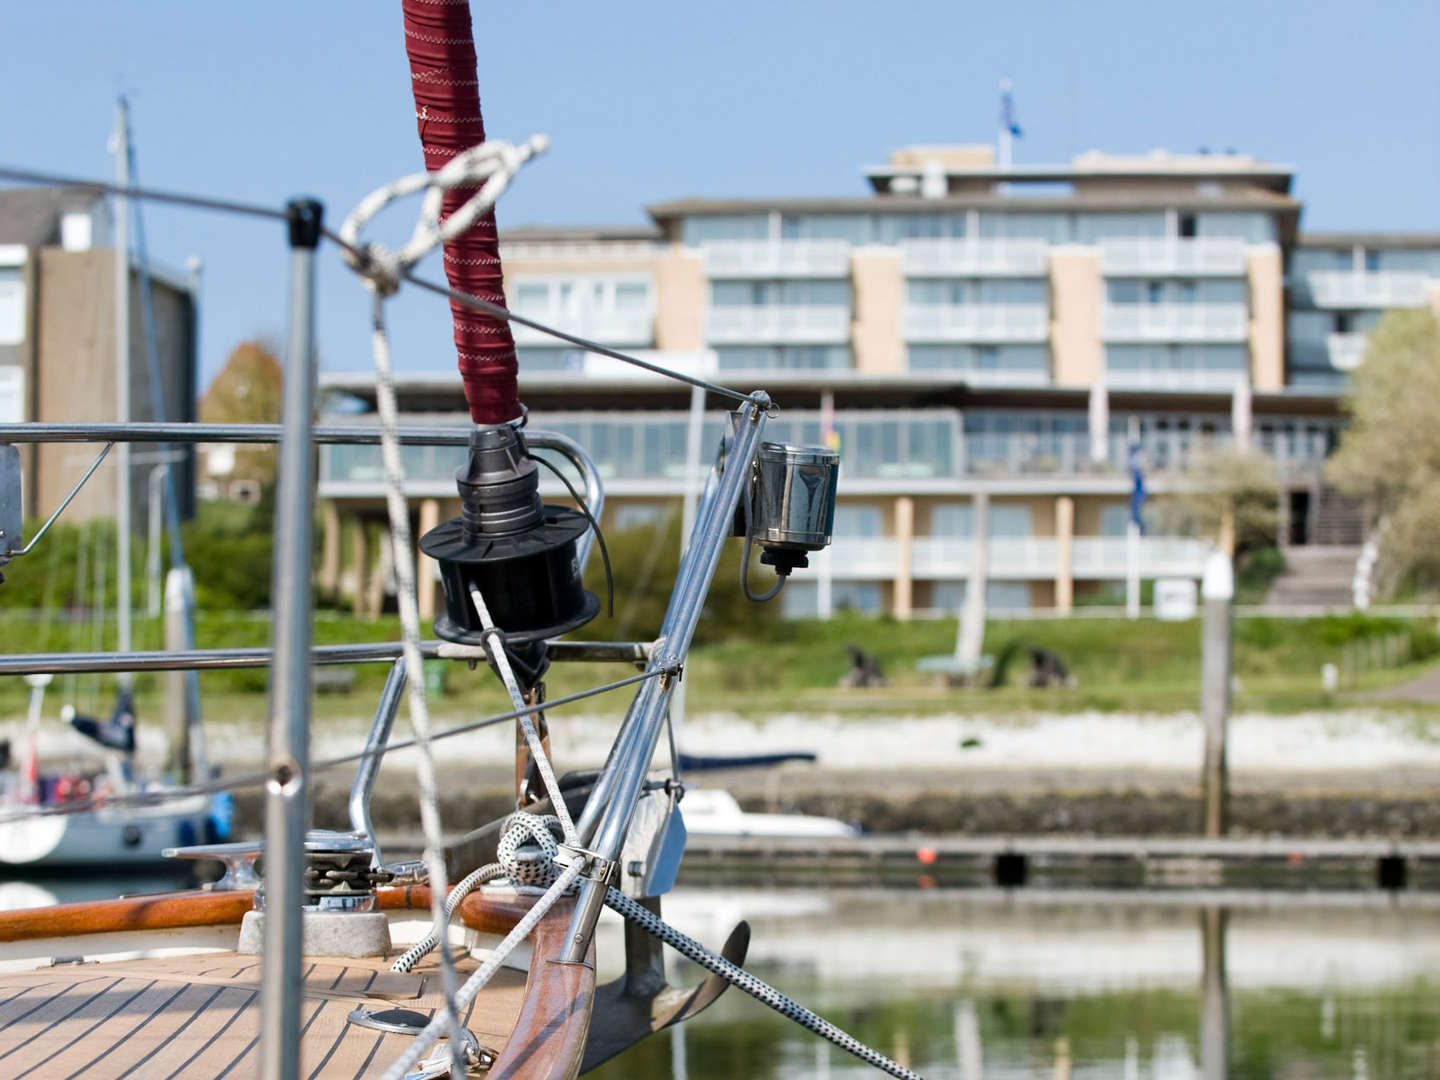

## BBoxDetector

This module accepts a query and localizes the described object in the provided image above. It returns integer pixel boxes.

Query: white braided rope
[339,135,548,296]
[389,862,502,976]
[378,859,584,1080]
[366,292,467,1075]
[469,586,578,845]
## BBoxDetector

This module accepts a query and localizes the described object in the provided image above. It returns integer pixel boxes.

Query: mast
[113,97,132,675]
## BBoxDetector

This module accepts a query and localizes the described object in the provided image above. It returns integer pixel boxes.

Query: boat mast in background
[112,97,132,682]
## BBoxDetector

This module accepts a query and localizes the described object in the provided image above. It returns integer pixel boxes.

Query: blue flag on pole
[1001,84,1022,137]
[1128,442,1147,534]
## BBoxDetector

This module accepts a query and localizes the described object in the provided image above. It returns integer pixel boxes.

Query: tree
[1153,447,1280,555]
[199,341,284,491]
[1326,309,1440,594]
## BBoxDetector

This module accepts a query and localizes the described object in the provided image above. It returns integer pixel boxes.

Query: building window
[908,344,1048,374]
[613,503,669,531]
[710,279,850,307]
[1099,503,1131,537]
[833,503,884,538]
[0,366,22,423]
[782,580,819,618]
[516,347,585,371]
[929,501,1031,537]
[683,215,770,244]
[1178,213,1197,238]
[931,581,1031,612]
[832,582,883,615]
[1107,344,1248,374]
[0,268,23,346]
[715,345,851,370]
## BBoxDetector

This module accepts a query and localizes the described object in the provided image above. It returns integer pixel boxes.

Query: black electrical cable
[530,452,614,618]
[739,477,786,603]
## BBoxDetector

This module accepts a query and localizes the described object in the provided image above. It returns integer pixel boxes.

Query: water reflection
[5,877,1436,1077]
[588,888,1440,1079]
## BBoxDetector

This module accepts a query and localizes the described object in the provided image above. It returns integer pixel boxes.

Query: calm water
[8,875,1440,1078]
[586,886,1440,1080]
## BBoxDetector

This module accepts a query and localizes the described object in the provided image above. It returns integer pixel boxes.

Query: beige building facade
[316,147,1440,619]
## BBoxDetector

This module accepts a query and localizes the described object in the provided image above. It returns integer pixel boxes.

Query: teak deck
[0,889,595,1080]
[0,950,526,1079]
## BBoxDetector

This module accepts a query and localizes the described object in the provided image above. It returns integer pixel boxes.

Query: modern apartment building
[0,188,199,524]
[316,146,1440,619]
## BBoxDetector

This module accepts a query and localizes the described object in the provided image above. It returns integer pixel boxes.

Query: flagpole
[1126,419,1145,620]
[998,77,1017,169]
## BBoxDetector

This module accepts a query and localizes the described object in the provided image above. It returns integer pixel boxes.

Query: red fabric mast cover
[402,0,520,425]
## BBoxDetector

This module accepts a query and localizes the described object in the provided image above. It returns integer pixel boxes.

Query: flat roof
[500,224,661,243]
[864,162,1295,195]
[319,370,1341,416]
[1297,231,1440,249]
[646,191,1300,220]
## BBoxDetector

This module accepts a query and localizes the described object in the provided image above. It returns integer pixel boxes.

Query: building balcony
[825,538,901,578]
[1102,367,1250,392]
[510,309,654,347]
[903,303,1049,343]
[1326,332,1368,372]
[1100,303,1248,342]
[1304,271,1430,309]
[907,536,1210,581]
[1099,237,1247,276]
[705,304,851,344]
[1071,537,1212,579]
[317,410,1336,501]
[899,238,1049,276]
[701,240,852,278]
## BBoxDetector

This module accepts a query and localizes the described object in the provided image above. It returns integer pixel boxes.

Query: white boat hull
[0,795,212,867]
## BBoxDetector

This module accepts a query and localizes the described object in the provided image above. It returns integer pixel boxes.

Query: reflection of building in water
[622,888,1440,1079]
[315,146,1440,618]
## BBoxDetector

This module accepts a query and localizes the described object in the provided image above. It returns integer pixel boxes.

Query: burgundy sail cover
[402,0,520,425]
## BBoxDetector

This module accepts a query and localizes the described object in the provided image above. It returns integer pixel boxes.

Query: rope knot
[338,135,549,298]
[497,813,567,889]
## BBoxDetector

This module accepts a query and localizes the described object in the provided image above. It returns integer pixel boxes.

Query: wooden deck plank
[101,983,243,1078]
[0,949,533,1079]
[6,977,159,1077]
[53,978,195,1080]
[0,887,587,1079]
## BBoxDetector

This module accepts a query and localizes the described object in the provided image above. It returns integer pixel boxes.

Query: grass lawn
[0,607,1436,733]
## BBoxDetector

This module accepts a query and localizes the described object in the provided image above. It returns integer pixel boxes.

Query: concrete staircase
[1266,545,1360,609]
[1311,486,1367,547]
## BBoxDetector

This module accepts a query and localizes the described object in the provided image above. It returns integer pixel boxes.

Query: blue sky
[3,0,1436,388]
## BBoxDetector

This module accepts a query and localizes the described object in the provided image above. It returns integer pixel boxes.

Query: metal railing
[700,239,852,278]
[1099,237,1247,276]
[510,308,654,346]
[1326,332,1368,372]
[902,302,1049,342]
[705,304,851,343]
[1304,270,1430,309]
[1102,367,1251,391]
[316,413,1338,497]
[1101,302,1249,341]
[899,238,1049,276]
[833,534,1214,581]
